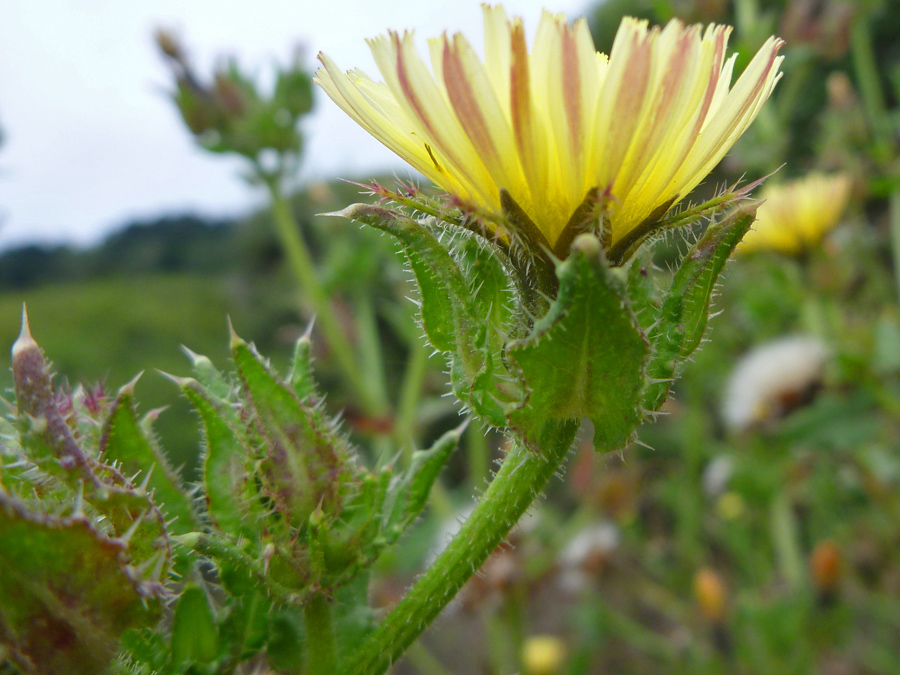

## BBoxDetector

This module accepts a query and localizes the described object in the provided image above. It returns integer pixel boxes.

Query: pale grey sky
[0,0,588,250]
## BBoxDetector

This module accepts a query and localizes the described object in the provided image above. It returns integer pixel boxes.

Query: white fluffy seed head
[721,335,829,432]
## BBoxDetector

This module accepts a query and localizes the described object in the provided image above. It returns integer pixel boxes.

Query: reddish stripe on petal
[561,24,582,157]
[737,40,785,118]
[688,27,728,139]
[442,37,501,168]
[393,32,443,146]
[706,38,784,152]
[607,30,651,172]
[641,27,694,155]
[510,23,532,160]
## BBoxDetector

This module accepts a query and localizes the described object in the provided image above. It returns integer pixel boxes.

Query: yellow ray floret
[737,173,853,255]
[315,6,784,250]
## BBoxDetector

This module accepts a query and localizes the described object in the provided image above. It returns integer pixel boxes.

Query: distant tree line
[0,215,245,289]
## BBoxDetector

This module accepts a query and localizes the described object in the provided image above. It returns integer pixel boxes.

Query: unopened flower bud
[155,28,184,61]
[810,540,842,598]
[214,73,247,116]
[826,71,856,110]
[694,567,728,624]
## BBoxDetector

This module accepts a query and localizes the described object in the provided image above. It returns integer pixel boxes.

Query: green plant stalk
[851,17,891,162]
[267,186,385,416]
[394,341,430,458]
[891,190,900,307]
[355,294,390,410]
[303,592,338,675]
[404,642,455,675]
[486,610,517,675]
[344,419,580,675]
[770,491,805,591]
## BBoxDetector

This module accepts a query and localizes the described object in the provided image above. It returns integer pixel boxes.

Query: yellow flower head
[522,634,567,675]
[315,6,783,255]
[737,172,853,254]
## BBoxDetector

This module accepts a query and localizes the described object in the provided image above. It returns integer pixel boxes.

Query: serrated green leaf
[0,495,161,675]
[231,337,354,526]
[100,389,198,535]
[508,235,649,451]
[455,234,515,333]
[180,380,256,540]
[338,204,522,427]
[289,333,318,402]
[334,573,375,670]
[217,574,270,661]
[624,246,664,334]
[170,586,219,666]
[383,423,466,539]
[337,204,477,354]
[643,205,757,411]
[183,347,233,402]
[267,606,305,674]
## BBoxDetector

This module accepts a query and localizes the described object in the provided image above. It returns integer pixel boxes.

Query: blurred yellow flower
[522,634,567,675]
[738,172,853,254]
[315,6,783,256]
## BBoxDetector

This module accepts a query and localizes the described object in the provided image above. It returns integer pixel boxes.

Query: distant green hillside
[0,176,409,475]
[0,274,299,475]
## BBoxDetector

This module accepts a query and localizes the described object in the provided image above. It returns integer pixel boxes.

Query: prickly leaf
[267,605,305,673]
[100,385,198,535]
[336,204,476,354]
[289,331,318,403]
[11,314,96,483]
[383,423,466,540]
[0,495,162,675]
[170,586,219,666]
[180,379,256,539]
[231,335,353,526]
[508,235,649,451]
[624,246,664,334]
[644,205,757,411]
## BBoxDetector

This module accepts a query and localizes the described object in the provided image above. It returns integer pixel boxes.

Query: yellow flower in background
[315,6,784,256]
[737,172,853,254]
[522,634,567,675]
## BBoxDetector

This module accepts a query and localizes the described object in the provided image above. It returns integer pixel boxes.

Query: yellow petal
[315,9,784,253]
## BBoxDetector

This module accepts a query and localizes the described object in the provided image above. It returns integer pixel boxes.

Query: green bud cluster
[172,326,463,601]
[155,29,314,179]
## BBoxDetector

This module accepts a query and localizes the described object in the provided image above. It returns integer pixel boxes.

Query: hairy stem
[344,419,580,675]
[303,592,337,675]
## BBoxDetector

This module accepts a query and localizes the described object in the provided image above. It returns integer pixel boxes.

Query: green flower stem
[344,419,580,675]
[303,592,338,675]
[851,17,891,162]
[267,185,385,416]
